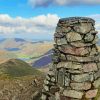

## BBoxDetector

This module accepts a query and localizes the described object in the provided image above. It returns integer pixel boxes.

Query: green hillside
[0,59,43,77]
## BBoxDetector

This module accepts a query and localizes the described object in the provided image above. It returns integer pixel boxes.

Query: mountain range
[0,37,100,69]
[0,38,53,68]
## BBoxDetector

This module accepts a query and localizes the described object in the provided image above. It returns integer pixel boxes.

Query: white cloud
[0,14,59,36]
[89,14,100,33]
[0,13,100,39]
[28,0,100,7]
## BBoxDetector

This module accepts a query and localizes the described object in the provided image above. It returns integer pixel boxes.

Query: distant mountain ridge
[0,38,53,68]
[14,38,26,42]
[32,49,53,68]
[0,59,42,77]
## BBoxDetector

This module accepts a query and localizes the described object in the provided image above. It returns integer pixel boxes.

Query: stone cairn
[41,17,100,100]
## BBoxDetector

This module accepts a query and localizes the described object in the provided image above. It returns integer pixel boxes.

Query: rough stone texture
[71,73,94,82]
[93,78,100,88]
[58,45,90,56]
[70,82,91,90]
[85,89,98,99]
[63,89,84,99]
[41,17,100,100]
[66,32,82,42]
[57,62,82,69]
[82,63,98,72]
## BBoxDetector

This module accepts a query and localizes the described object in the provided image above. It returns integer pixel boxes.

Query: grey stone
[44,80,49,85]
[41,94,47,100]
[93,78,100,88]
[89,46,98,56]
[57,62,82,69]
[60,54,67,61]
[59,17,95,25]
[64,74,70,86]
[66,54,100,62]
[52,55,60,63]
[63,89,84,99]
[46,75,51,81]
[55,37,67,45]
[71,73,94,82]
[57,68,65,87]
[82,63,98,72]
[93,35,99,44]
[56,27,62,33]
[48,71,55,76]
[54,32,64,38]
[94,69,100,79]
[97,62,100,69]
[73,22,93,34]
[66,69,82,74]
[70,82,91,90]
[41,17,100,100]
[66,31,82,42]
[84,33,94,42]
[55,92,60,100]
[62,26,71,33]
[43,85,50,92]
[70,41,93,47]
[51,77,56,82]
[56,26,71,33]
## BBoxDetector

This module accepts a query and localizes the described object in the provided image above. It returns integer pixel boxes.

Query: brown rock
[66,54,100,63]
[82,63,98,72]
[50,86,60,94]
[54,32,64,38]
[70,82,91,90]
[70,41,93,47]
[63,89,83,99]
[56,26,71,33]
[58,45,90,56]
[85,89,98,99]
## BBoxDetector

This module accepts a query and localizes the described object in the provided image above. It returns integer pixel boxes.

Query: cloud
[28,0,100,7]
[29,0,52,7]
[0,14,59,38]
[0,13,100,40]
[89,14,100,33]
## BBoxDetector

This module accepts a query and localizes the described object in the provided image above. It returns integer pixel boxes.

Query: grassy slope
[0,59,43,77]
[0,75,44,100]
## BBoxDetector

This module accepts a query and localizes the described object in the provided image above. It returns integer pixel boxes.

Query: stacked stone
[41,17,100,100]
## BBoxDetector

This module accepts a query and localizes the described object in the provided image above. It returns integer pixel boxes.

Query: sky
[0,0,100,40]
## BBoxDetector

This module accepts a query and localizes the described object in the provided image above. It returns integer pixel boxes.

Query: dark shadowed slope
[32,49,53,68]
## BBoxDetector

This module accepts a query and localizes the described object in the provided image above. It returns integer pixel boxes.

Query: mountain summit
[0,59,42,77]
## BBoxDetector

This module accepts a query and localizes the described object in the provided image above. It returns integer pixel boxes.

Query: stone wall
[41,17,100,100]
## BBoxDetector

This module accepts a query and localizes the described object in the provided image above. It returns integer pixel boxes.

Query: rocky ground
[0,75,45,100]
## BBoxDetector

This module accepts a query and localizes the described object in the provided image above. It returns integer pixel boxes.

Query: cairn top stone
[59,17,95,24]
